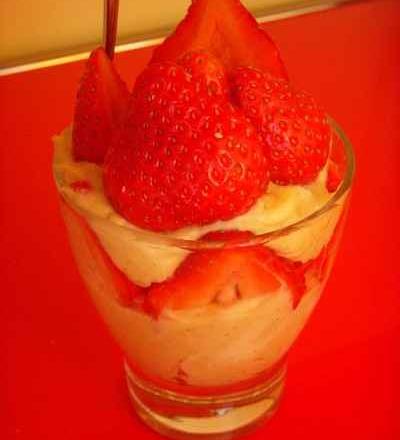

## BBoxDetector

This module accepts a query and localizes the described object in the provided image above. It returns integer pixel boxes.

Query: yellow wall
[0,0,324,66]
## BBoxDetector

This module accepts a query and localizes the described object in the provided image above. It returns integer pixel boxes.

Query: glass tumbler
[55,120,354,439]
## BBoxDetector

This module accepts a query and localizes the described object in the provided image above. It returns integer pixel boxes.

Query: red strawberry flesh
[146,238,282,316]
[151,0,287,79]
[73,47,129,164]
[326,130,347,192]
[145,230,313,315]
[60,199,145,308]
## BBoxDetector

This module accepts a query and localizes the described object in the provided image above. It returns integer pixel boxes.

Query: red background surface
[2,0,400,438]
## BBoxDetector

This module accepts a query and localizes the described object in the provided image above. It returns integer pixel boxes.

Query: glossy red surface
[2,1,399,438]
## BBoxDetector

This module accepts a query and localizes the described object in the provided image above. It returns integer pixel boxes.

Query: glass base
[125,361,286,439]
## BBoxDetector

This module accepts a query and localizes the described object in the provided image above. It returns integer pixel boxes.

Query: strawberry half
[145,230,311,316]
[231,67,331,185]
[146,238,281,316]
[271,254,309,307]
[60,199,145,308]
[152,0,287,79]
[73,47,129,164]
[326,129,347,192]
[104,53,269,231]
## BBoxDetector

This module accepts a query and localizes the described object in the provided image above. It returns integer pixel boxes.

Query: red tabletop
[2,1,400,438]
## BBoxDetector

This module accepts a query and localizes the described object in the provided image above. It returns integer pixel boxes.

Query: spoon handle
[103,0,120,59]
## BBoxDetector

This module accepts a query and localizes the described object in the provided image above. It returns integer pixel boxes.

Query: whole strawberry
[231,67,330,185]
[104,53,269,232]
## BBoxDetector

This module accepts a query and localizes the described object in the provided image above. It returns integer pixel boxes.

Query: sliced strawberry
[308,203,349,282]
[271,255,310,307]
[205,230,309,307]
[326,130,347,192]
[200,229,254,243]
[60,199,145,308]
[231,67,331,185]
[146,245,281,316]
[73,47,129,164]
[310,245,330,283]
[104,57,269,232]
[151,0,287,79]
[145,230,313,315]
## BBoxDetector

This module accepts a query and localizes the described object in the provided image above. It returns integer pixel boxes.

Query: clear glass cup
[55,119,354,439]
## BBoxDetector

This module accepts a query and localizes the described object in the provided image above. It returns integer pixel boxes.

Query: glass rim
[71,117,355,251]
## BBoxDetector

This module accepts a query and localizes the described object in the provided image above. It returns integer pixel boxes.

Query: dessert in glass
[53,1,354,438]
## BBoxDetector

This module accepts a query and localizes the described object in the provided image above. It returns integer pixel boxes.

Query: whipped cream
[54,127,342,287]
